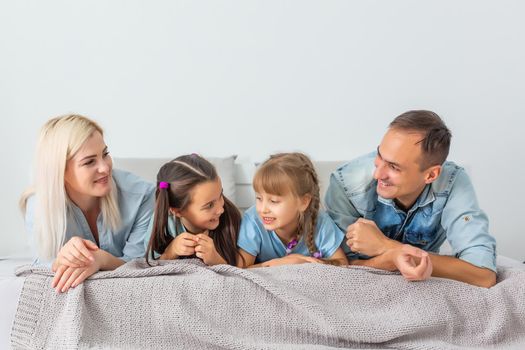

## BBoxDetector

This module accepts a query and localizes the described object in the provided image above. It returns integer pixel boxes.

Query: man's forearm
[350,247,496,288]
[429,254,496,288]
[349,250,397,271]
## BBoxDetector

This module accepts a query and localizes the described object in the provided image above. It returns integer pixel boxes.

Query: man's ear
[424,165,442,184]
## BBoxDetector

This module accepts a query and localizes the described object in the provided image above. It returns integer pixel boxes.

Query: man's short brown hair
[389,110,452,169]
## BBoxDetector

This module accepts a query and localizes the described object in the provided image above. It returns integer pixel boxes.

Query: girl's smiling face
[255,190,310,239]
[173,178,225,233]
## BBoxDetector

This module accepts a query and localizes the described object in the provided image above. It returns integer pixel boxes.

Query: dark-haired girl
[146,154,241,266]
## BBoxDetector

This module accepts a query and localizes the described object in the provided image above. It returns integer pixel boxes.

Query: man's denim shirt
[325,152,497,272]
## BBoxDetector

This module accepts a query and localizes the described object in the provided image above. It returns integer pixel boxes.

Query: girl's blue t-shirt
[237,206,344,263]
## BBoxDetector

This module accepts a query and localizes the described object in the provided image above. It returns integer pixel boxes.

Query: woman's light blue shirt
[237,206,345,263]
[25,169,156,264]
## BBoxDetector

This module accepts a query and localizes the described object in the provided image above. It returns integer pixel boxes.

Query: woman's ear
[299,194,312,212]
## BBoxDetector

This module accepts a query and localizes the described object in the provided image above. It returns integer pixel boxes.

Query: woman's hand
[51,257,101,293]
[51,248,125,293]
[194,233,225,265]
[52,236,99,269]
[53,236,98,269]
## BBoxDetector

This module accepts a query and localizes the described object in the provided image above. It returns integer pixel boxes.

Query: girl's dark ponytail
[146,185,174,265]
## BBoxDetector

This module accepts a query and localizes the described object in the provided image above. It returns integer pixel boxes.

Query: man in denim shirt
[325,110,497,287]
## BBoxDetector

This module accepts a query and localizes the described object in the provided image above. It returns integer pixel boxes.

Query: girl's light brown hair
[253,152,321,256]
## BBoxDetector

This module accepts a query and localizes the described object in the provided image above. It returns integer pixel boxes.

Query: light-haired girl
[20,114,155,292]
[146,154,241,266]
[238,152,348,267]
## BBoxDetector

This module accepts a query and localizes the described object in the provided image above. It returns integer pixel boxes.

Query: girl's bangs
[253,165,294,196]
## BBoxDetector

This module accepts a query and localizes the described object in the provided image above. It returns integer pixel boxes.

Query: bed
[3,157,524,349]
[3,256,525,349]
[1,257,31,350]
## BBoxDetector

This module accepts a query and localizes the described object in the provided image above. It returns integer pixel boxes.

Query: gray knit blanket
[10,259,525,350]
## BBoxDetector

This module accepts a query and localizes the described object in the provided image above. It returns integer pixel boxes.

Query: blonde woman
[20,114,155,293]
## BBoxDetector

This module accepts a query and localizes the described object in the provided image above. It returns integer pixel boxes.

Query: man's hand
[346,218,400,257]
[392,244,433,281]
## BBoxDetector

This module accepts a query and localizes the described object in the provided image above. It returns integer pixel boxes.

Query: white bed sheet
[1,256,523,349]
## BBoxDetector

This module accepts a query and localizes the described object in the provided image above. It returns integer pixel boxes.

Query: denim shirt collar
[377,184,436,214]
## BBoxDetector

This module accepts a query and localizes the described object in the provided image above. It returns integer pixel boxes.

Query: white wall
[1,0,523,261]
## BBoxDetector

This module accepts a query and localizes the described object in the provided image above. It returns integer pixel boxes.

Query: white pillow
[113,155,237,204]
[207,155,237,203]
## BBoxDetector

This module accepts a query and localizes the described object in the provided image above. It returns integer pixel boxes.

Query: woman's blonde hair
[20,114,121,260]
[253,152,321,256]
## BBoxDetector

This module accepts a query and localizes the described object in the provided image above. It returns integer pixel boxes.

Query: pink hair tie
[159,181,170,189]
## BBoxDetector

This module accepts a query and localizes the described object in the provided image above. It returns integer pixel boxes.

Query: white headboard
[113,158,345,211]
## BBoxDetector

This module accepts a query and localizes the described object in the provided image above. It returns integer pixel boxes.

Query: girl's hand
[53,236,99,270]
[392,244,433,281]
[262,254,322,267]
[194,233,226,265]
[51,257,101,293]
[164,232,198,259]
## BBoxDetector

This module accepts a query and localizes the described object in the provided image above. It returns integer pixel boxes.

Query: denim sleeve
[316,213,345,259]
[121,186,156,262]
[441,171,497,272]
[324,173,362,232]
[237,212,262,258]
[324,174,363,259]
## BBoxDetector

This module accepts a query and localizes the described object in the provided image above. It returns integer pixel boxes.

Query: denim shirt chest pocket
[349,183,378,217]
[403,195,447,250]
[372,203,404,239]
